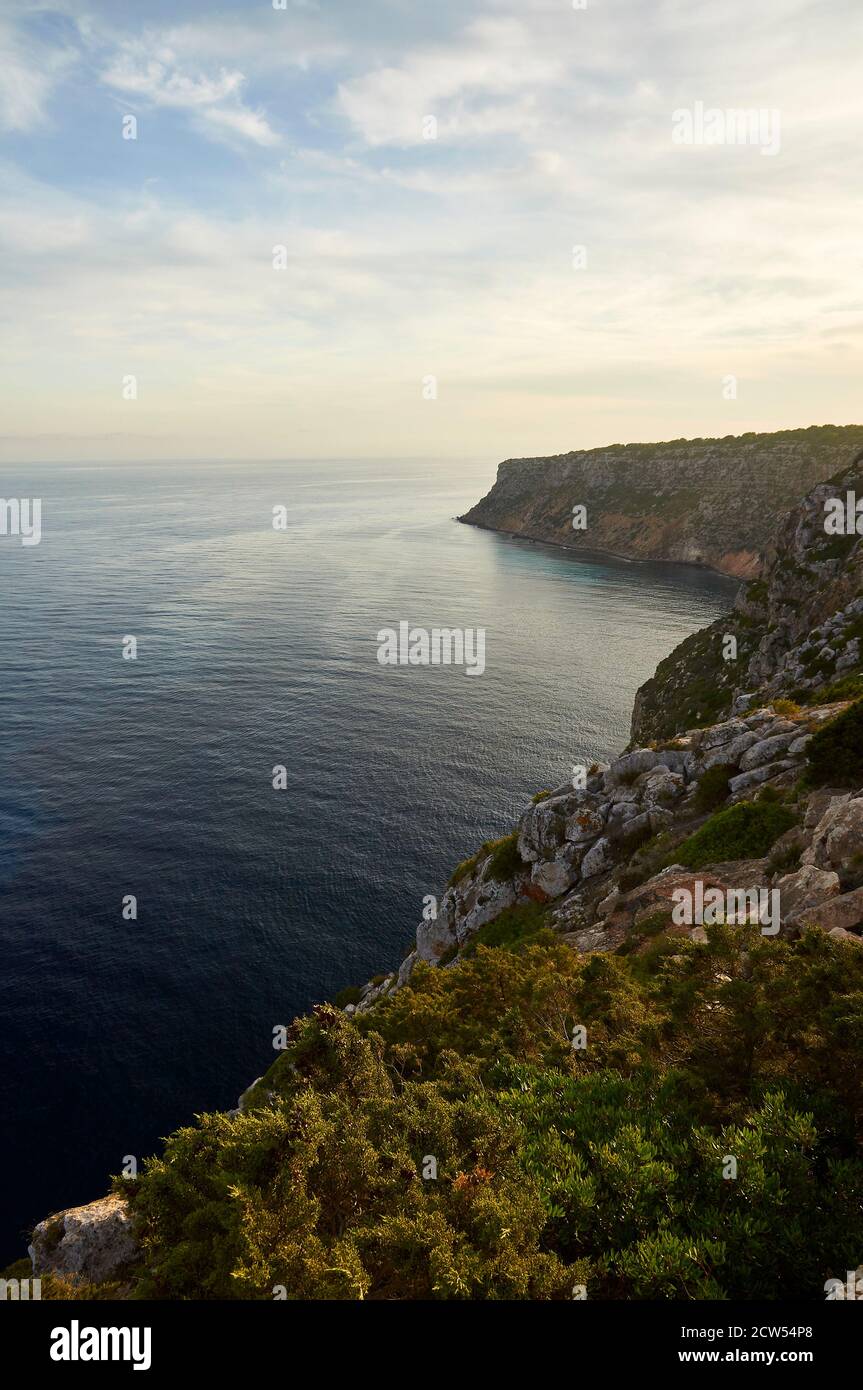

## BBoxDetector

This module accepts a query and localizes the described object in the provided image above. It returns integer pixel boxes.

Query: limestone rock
[531,855,580,898]
[802,796,863,872]
[776,864,841,920]
[30,1194,138,1283]
[792,888,863,935]
[580,836,613,879]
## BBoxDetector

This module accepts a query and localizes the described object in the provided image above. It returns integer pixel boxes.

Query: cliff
[459,424,863,578]
[14,452,863,1302]
[631,449,863,745]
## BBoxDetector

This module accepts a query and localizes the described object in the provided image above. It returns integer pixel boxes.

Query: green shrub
[448,830,526,888]
[805,698,863,786]
[97,918,863,1303]
[814,675,863,705]
[692,763,734,813]
[460,902,552,958]
[485,831,526,882]
[333,985,362,1009]
[768,842,801,878]
[671,801,797,869]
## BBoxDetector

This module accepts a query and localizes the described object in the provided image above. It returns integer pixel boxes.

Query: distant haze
[1,0,861,462]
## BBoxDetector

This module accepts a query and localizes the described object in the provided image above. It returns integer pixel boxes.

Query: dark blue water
[0,459,736,1263]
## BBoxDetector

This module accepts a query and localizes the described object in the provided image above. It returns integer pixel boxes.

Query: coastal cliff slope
[12,455,863,1303]
[632,449,863,744]
[459,424,863,578]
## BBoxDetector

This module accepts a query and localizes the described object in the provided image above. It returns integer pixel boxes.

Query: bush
[815,675,863,705]
[805,699,863,786]
[484,831,526,882]
[460,902,552,958]
[671,801,797,869]
[448,830,525,888]
[692,763,734,813]
[117,925,863,1302]
[333,985,362,1009]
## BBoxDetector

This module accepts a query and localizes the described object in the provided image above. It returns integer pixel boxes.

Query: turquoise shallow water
[0,457,737,1261]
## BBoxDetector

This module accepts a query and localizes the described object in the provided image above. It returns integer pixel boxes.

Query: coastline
[455,515,749,584]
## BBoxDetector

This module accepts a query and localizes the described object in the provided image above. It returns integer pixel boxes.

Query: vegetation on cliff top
[116,922,863,1301]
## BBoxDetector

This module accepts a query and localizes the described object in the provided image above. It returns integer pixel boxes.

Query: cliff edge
[460,424,863,579]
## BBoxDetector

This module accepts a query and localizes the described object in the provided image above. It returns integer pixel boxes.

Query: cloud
[101,39,279,147]
[336,17,564,147]
[0,17,77,132]
[199,104,280,148]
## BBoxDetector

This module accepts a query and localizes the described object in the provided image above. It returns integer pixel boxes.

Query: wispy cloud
[0,16,77,132]
[101,40,280,147]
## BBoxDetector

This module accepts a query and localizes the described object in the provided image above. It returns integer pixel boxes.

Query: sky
[0,0,861,463]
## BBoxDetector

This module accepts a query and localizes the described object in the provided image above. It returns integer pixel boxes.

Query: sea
[0,457,737,1263]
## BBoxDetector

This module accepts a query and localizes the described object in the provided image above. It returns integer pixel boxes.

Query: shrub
[805,698,863,786]
[692,763,734,813]
[671,801,797,869]
[532,789,552,804]
[448,830,525,888]
[772,698,801,717]
[333,985,362,1009]
[83,920,863,1303]
[768,842,801,878]
[460,902,552,958]
[484,831,526,882]
[814,675,863,705]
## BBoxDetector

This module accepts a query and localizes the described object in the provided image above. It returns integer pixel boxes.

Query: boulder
[803,796,863,872]
[562,922,626,954]
[30,1194,138,1284]
[531,855,580,899]
[698,729,760,771]
[728,760,797,795]
[580,836,613,879]
[397,950,417,987]
[416,911,457,963]
[776,865,840,920]
[565,804,606,844]
[792,888,863,935]
[738,731,799,772]
[517,795,570,862]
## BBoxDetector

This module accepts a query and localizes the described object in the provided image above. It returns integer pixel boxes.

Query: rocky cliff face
[460,425,863,579]
[631,450,863,745]
[355,454,863,1012]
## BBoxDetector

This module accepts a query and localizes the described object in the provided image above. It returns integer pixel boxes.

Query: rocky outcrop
[459,426,862,579]
[29,1194,138,1284]
[350,695,862,1009]
[632,452,863,744]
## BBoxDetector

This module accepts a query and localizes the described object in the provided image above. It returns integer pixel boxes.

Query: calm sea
[0,458,736,1262]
